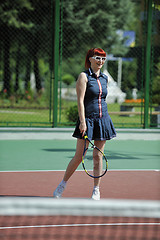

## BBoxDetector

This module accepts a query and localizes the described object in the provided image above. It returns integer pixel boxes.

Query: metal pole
[49,0,54,123]
[117,57,122,89]
[53,0,60,127]
[59,0,63,124]
[144,0,152,128]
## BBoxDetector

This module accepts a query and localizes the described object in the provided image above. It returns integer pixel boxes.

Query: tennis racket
[82,134,108,178]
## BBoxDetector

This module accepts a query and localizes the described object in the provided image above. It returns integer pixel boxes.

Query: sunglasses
[92,56,106,62]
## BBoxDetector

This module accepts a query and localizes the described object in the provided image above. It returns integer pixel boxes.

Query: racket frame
[82,135,108,178]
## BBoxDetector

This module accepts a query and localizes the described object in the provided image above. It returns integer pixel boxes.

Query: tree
[24,0,52,92]
[0,0,53,95]
[0,0,33,95]
[152,60,160,105]
[62,0,136,56]
[61,0,136,79]
[0,0,137,97]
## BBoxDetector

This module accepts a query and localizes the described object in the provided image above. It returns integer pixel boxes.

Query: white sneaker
[91,187,100,200]
[53,183,65,198]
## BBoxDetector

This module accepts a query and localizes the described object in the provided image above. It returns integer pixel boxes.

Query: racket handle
[83,132,88,139]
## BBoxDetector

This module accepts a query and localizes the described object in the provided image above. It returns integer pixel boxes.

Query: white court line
[0,169,159,173]
[0,130,160,140]
[0,222,160,230]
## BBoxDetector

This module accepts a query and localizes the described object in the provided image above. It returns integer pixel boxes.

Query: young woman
[53,48,116,200]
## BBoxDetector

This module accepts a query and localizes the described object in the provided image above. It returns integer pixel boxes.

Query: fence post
[144,0,152,128]
[53,0,60,127]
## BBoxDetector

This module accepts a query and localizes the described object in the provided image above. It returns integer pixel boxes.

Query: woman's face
[89,55,106,70]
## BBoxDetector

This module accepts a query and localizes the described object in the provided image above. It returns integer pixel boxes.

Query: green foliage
[66,105,78,122]
[152,60,160,105]
[0,0,155,128]
[62,0,136,56]
[62,0,137,79]
[0,0,137,97]
[62,56,85,80]
[121,60,137,98]
[0,0,34,28]
[0,0,53,95]
[62,74,75,86]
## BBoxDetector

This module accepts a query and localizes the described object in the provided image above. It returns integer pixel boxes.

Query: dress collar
[88,68,103,78]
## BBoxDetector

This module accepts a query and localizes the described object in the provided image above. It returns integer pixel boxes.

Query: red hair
[85,48,106,69]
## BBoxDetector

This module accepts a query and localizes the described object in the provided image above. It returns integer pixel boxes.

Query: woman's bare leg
[93,140,106,187]
[63,138,88,181]
[53,138,88,198]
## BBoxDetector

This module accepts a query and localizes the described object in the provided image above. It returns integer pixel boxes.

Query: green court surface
[0,139,160,171]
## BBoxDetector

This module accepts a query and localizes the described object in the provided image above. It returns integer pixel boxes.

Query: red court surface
[1,215,159,240]
[0,170,160,240]
[0,170,160,200]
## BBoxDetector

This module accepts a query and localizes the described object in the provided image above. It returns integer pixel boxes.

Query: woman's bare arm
[76,72,88,136]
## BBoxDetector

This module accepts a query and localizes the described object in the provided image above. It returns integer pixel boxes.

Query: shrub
[66,105,78,122]
[62,74,75,86]
[152,61,160,105]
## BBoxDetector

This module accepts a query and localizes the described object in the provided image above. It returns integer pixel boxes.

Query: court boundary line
[0,222,160,230]
[0,169,159,173]
[0,127,160,132]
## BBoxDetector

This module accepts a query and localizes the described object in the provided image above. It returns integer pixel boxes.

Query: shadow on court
[43,148,75,152]
[43,148,160,160]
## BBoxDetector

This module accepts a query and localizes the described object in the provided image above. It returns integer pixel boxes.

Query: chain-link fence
[0,0,53,127]
[149,1,160,128]
[57,0,160,128]
[0,0,160,128]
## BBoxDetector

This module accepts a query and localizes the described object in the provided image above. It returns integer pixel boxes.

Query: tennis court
[0,128,160,199]
[0,128,160,239]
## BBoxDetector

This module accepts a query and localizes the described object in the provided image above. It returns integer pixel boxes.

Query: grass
[0,98,146,128]
[58,102,144,128]
[0,107,52,127]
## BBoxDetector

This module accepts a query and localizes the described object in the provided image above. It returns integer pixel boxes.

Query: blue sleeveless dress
[73,68,116,140]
